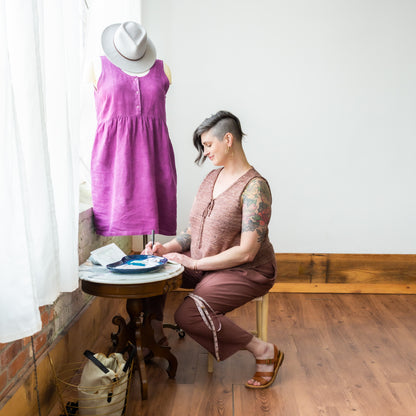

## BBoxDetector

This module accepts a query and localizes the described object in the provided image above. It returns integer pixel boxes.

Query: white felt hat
[101,21,156,73]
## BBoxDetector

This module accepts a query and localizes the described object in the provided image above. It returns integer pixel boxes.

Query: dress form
[89,56,172,88]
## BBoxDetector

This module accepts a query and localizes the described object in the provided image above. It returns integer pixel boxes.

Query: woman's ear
[225,133,234,146]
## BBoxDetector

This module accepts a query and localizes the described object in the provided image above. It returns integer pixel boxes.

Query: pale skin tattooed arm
[241,178,272,244]
[175,227,192,252]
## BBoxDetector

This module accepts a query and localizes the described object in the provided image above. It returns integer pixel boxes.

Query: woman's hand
[164,252,195,269]
[142,242,168,256]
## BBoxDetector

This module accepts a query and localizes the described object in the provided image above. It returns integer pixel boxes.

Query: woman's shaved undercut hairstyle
[193,110,246,165]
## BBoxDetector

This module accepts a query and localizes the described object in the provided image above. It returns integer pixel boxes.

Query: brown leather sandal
[245,345,284,389]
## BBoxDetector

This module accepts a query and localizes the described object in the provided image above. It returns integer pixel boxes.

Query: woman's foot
[245,340,284,389]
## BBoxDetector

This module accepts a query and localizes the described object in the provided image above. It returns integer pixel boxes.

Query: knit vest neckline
[211,166,255,200]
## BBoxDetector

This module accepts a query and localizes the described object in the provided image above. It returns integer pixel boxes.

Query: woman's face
[201,131,228,166]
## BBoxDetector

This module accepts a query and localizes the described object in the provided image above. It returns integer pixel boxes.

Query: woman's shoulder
[243,171,272,198]
[247,166,269,181]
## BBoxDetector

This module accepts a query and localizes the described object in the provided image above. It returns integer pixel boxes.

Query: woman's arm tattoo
[176,227,192,251]
[242,179,272,243]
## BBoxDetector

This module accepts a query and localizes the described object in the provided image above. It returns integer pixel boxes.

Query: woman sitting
[145,110,284,388]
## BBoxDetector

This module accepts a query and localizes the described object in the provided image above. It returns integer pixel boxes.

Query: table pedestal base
[111,298,177,400]
[80,264,183,401]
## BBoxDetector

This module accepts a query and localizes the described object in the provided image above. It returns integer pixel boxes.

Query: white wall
[142,0,416,254]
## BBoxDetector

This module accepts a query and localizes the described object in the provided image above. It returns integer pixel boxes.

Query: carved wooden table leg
[141,313,178,379]
[126,298,148,400]
[111,315,128,352]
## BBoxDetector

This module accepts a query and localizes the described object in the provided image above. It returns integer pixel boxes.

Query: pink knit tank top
[189,167,276,269]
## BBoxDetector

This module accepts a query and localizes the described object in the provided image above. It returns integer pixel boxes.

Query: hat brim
[101,23,157,74]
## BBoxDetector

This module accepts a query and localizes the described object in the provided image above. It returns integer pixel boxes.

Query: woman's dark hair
[193,110,245,165]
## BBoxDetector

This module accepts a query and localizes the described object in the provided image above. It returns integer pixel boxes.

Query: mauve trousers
[174,261,276,361]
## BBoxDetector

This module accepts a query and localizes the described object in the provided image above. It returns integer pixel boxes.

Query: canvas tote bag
[78,348,134,416]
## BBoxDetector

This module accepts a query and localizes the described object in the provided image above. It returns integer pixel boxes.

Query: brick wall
[0,304,61,404]
[0,208,132,409]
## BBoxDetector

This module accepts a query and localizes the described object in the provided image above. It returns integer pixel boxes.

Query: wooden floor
[45,291,416,416]
[121,291,416,416]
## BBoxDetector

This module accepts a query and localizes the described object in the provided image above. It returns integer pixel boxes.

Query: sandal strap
[252,371,274,378]
[255,357,275,365]
[251,375,267,383]
[255,347,279,365]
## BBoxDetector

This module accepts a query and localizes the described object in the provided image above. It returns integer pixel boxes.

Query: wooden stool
[207,292,270,373]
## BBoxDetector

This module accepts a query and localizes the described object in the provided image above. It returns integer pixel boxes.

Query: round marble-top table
[79,261,184,400]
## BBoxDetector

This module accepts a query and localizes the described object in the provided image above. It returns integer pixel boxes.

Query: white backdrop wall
[142,0,416,254]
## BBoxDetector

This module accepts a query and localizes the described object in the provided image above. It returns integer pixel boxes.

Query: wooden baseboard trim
[271,282,416,294]
[274,253,416,294]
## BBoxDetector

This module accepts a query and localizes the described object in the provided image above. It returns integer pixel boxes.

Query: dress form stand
[142,235,148,247]
[141,230,154,251]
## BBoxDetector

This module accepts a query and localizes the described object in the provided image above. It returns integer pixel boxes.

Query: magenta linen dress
[91,57,177,236]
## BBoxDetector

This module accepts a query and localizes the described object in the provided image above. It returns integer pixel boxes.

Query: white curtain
[0,0,80,342]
